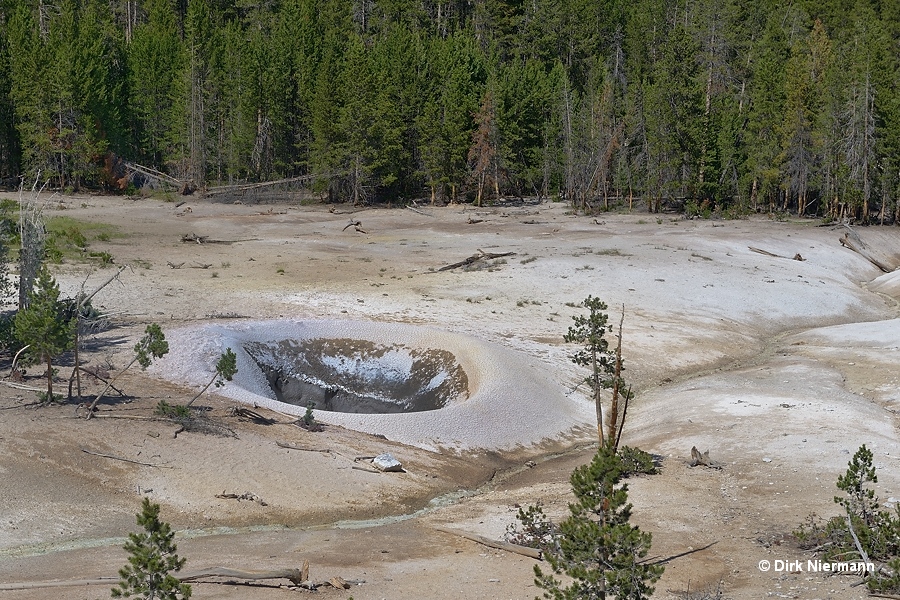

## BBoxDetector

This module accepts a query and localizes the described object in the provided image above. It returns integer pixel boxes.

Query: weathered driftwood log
[435,249,516,272]
[689,446,723,469]
[178,566,305,584]
[0,561,323,590]
[839,233,892,273]
[275,440,331,454]
[433,526,542,559]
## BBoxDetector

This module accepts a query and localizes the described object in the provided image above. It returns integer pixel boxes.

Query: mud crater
[243,338,469,414]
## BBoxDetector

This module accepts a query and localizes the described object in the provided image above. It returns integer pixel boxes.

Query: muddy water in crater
[243,338,469,414]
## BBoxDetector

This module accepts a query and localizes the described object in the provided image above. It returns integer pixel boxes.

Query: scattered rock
[372,453,404,472]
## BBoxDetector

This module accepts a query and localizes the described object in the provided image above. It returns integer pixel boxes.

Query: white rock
[372,453,404,472]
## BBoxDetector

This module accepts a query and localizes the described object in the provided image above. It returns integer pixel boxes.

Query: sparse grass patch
[691,253,713,261]
[88,251,114,266]
[596,248,629,256]
[521,255,537,264]
[672,580,728,599]
[42,217,123,263]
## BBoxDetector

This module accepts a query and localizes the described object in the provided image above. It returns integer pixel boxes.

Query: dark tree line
[0,0,899,221]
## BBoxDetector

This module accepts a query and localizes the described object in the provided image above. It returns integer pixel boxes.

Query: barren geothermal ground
[1,193,899,600]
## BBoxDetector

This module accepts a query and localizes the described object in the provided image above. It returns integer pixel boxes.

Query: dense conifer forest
[0,0,898,220]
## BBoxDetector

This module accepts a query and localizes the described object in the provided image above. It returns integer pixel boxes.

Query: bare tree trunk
[591,345,603,447]
[45,355,53,401]
[493,160,500,200]
[750,177,758,212]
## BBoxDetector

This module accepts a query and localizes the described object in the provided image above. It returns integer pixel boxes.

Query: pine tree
[534,445,663,599]
[13,266,74,402]
[564,296,633,447]
[746,12,789,210]
[186,347,237,406]
[127,0,185,169]
[112,497,192,600]
[87,323,169,416]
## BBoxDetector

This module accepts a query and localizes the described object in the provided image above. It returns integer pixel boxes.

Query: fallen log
[181,232,208,244]
[0,380,44,392]
[275,440,331,454]
[351,465,381,473]
[228,406,279,424]
[342,219,367,234]
[204,174,316,196]
[748,246,805,261]
[81,447,172,468]
[0,577,119,590]
[181,566,306,585]
[215,491,268,506]
[0,564,315,590]
[688,446,723,469]
[433,526,542,560]
[839,233,892,273]
[406,205,431,216]
[434,249,517,272]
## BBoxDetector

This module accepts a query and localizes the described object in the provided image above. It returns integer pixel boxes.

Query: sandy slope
[0,193,898,599]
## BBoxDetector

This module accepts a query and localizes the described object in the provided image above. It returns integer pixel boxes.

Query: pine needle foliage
[112,497,191,599]
[14,266,74,400]
[186,347,237,406]
[565,296,633,447]
[795,445,900,594]
[534,445,664,599]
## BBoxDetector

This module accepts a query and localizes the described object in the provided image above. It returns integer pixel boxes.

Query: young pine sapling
[112,497,192,599]
[186,348,237,407]
[86,323,169,417]
[13,267,74,402]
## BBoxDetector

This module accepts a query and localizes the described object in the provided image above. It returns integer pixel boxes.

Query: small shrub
[505,502,557,551]
[88,251,114,266]
[618,445,658,476]
[796,445,900,594]
[156,400,191,420]
[532,445,664,599]
[37,391,63,404]
[298,403,324,431]
[112,497,192,599]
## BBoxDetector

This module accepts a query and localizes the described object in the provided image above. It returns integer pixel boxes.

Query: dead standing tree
[468,90,501,207]
[565,297,633,450]
[18,177,49,310]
